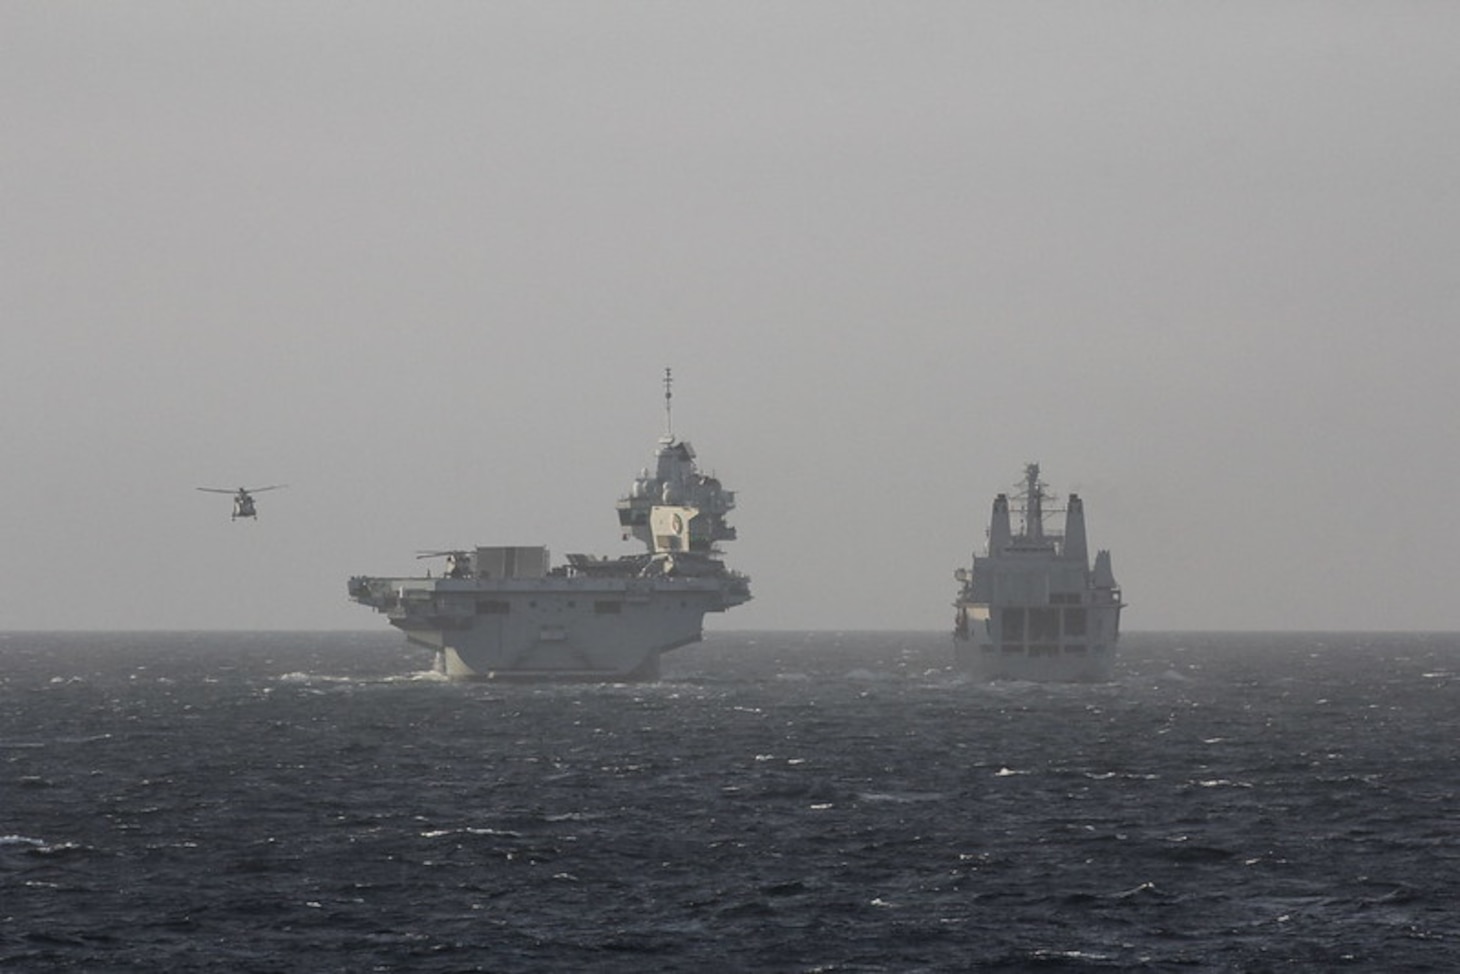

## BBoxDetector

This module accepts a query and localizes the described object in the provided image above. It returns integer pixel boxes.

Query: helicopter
[197,485,287,520]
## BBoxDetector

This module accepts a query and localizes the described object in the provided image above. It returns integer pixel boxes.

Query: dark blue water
[2,631,1456,971]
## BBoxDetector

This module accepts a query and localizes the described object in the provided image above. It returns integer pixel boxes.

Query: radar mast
[1023,463,1044,541]
[616,367,739,555]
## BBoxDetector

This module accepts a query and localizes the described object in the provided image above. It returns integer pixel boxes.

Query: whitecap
[1031,949,1114,962]
[857,791,945,803]
[277,672,355,685]
[845,668,893,681]
[420,827,523,839]
[1114,881,1159,898]
[380,670,450,684]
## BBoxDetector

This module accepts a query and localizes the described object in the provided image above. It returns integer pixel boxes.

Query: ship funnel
[1092,549,1118,590]
[1064,494,1089,567]
[989,493,1012,554]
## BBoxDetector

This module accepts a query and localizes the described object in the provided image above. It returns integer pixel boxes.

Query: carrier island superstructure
[953,464,1123,681]
[348,373,750,680]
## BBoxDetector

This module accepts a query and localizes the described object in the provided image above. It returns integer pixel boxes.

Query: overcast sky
[3,3,1458,632]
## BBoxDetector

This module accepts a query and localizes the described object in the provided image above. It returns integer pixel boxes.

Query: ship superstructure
[953,464,1122,681]
[348,371,750,680]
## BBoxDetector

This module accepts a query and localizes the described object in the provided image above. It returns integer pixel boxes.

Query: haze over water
[4,4,1460,633]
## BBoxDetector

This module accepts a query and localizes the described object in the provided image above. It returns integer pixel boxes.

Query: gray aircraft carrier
[348,372,750,680]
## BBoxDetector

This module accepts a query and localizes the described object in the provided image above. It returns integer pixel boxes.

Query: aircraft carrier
[348,372,750,680]
[953,463,1123,681]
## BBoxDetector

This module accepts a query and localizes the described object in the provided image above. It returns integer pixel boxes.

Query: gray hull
[350,573,749,681]
[953,601,1121,683]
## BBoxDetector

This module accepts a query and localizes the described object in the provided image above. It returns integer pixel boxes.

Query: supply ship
[953,464,1122,681]
[348,372,750,680]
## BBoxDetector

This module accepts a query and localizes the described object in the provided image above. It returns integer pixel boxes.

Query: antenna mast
[663,366,674,439]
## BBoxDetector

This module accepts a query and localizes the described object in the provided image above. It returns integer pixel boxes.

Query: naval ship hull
[349,572,749,681]
[953,601,1121,683]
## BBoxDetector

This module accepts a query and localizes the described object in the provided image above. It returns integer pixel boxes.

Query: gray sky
[3,3,1458,632]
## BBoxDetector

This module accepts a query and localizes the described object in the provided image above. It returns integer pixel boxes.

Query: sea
[2,631,1456,972]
